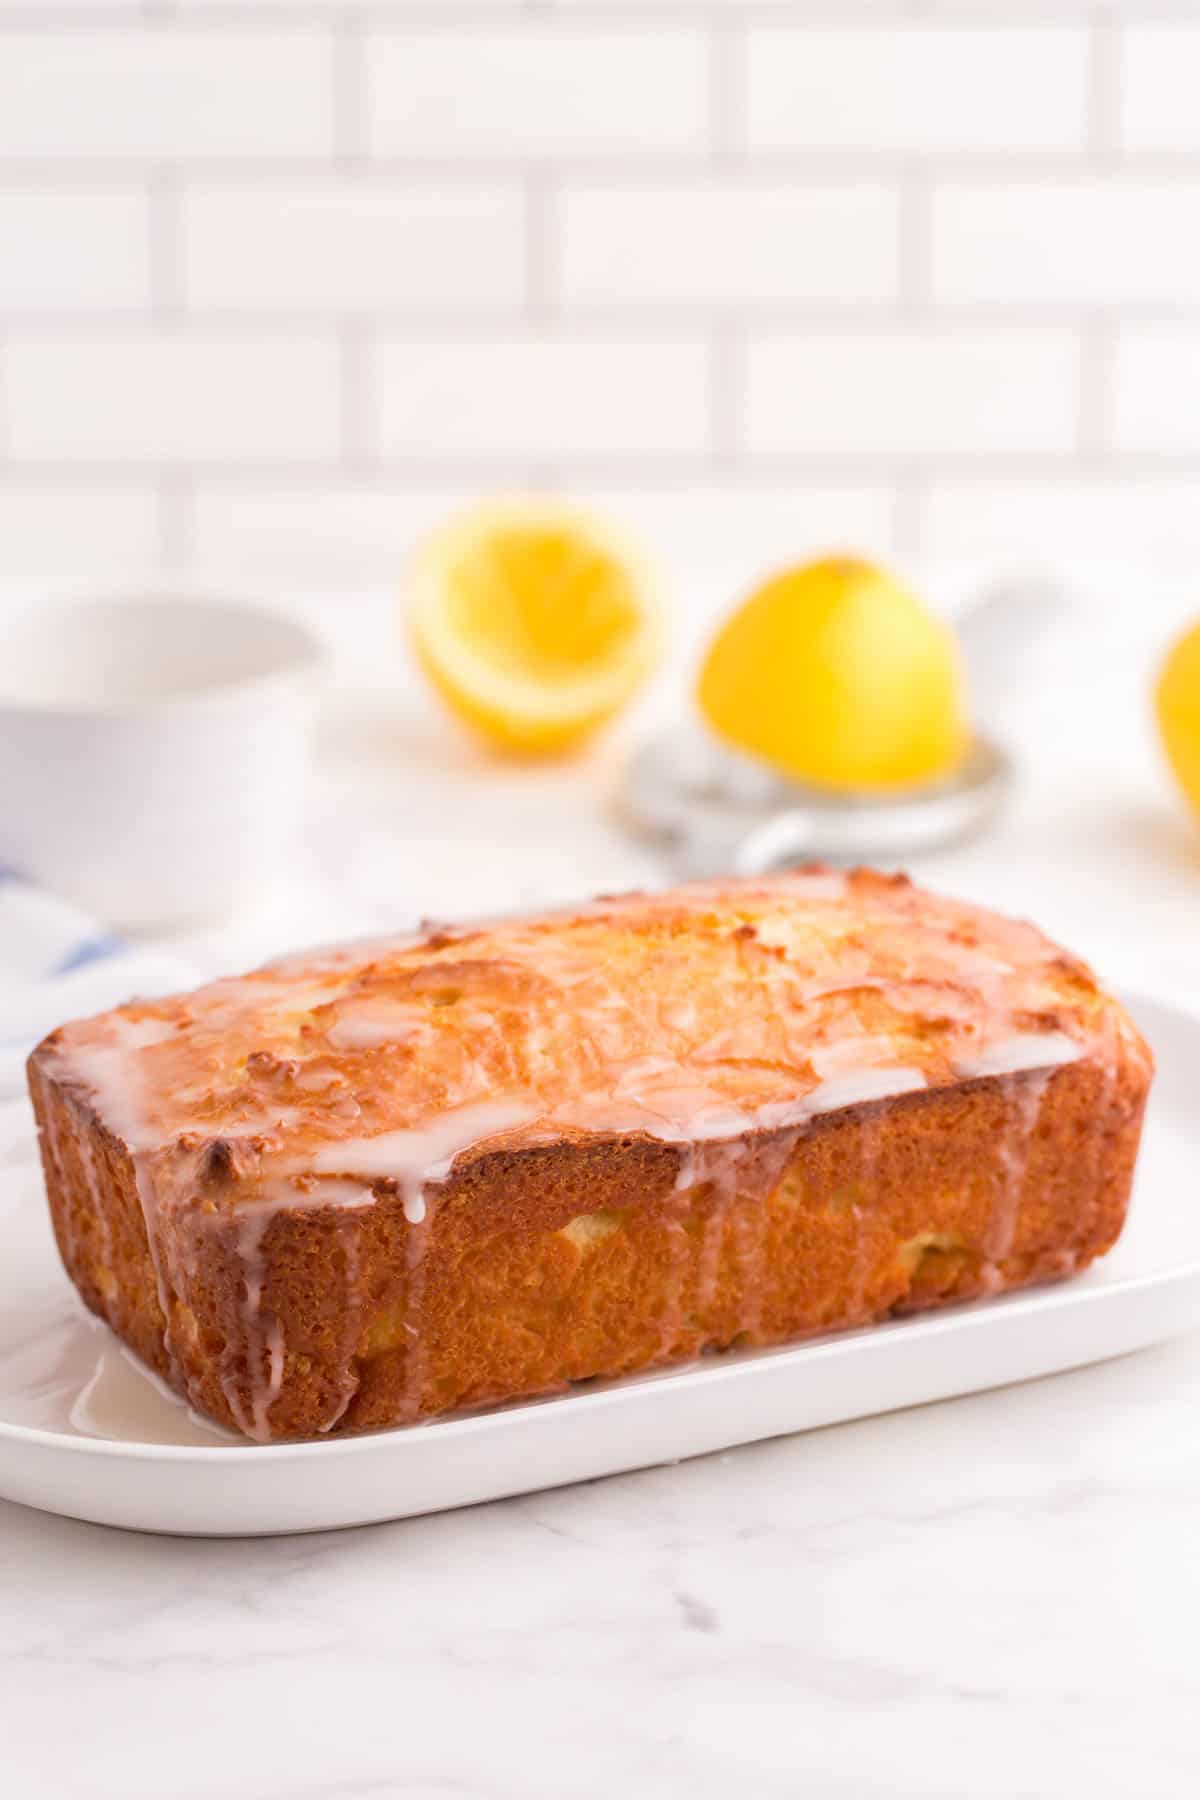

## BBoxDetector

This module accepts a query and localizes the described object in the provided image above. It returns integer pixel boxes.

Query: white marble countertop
[2,1330,1199,1800]
[3,566,1200,1796]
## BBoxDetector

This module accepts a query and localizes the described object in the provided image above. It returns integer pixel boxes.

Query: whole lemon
[697,556,968,791]
[1156,620,1200,813]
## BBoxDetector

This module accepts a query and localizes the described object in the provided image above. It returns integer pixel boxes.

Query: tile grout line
[4,305,1200,334]
[339,318,375,471]
[10,155,1200,185]
[709,318,741,471]
[157,472,190,568]
[148,168,181,321]
[1079,318,1116,461]
[333,7,365,171]
[898,162,931,316]
[1,3,1199,26]
[1088,4,1121,163]
[525,170,554,325]
[709,18,744,169]
[891,478,924,562]
[13,4,1192,22]
[11,456,1200,493]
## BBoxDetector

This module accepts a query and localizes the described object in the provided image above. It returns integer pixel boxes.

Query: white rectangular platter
[0,990,1195,1538]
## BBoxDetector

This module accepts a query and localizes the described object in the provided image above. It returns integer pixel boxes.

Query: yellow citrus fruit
[407,498,665,753]
[697,555,969,791]
[1156,620,1200,813]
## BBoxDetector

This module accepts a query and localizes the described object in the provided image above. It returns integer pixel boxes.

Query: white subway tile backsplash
[1120,25,1200,152]
[1114,327,1200,453]
[181,181,526,313]
[371,331,712,460]
[0,189,150,312]
[572,481,899,618]
[0,483,161,571]
[0,7,1196,581]
[558,181,900,309]
[924,477,1200,563]
[745,26,1088,156]
[4,330,342,464]
[743,328,1080,459]
[932,182,1200,307]
[366,25,710,160]
[187,476,900,608]
[187,480,525,578]
[0,28,333,162]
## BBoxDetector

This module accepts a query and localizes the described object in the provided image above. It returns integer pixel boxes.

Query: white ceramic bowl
[0,595,325,928]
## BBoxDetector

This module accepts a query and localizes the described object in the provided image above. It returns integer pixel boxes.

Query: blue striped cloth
[0,870,193,1100]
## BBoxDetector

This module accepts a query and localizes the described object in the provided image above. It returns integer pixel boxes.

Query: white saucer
[0,991,1196,1538]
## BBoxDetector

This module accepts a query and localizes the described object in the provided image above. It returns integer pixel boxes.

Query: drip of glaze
[308,1099,537,1226]
[985,1066,1058,1266]
[204,1179,378,1441]
[848,1106,884,1324]
[1083,1030,1122,1257]
[131,1156,184,1390]
[35,1056,197,1410]
[302,1102,538,1426]
[729,1132,797,1346]
[658,1211,692,1361]
[673,1130,802,1352]
[49,1022,193,1396]
[401,1192,435,1426]
[78,1130,115,1279]
[35,1065,75,1268]
[72,1340,239,1445]
[681,1140,744,1338]
[216,1207,284,1442]
[0,1311,239,1446]
[318,1214,364,1435]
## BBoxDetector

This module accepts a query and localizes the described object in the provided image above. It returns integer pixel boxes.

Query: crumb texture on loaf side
[28,868,1154,1441]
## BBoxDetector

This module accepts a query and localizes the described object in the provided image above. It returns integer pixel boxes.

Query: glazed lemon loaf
[29,869,1152,1443]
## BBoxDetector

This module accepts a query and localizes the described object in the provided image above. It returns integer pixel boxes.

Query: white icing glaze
[796,1067,928,1114]
[213,1204,292,1442]
[0,1313,240,1447]
[308,1100,539,1224]
[59,1015,177,1152]
[325,1008,430,1052]
[987,1066,1056,1263]
[257,1177,377,1212]
[957,1032,1082,1080]
[809,1038,886,1080]
[74,1341,239,1444]
[659,999,698,1034]
[553,1066,927,1156]
[133,1159,183,1387]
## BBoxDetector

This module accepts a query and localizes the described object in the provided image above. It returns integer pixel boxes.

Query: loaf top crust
[32,868,1151,1222]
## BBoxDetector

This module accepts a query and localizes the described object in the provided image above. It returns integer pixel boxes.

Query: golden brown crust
[27,869,1154,1442]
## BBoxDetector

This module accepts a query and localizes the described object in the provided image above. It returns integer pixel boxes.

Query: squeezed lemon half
[697,555,969,791]
[407,499,665,753]
[1156,620,1200,815]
